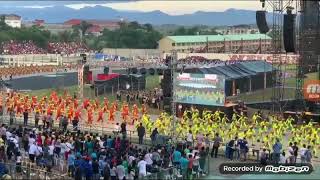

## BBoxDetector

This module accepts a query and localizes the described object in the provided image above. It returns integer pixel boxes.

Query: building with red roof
[64,19,120,35]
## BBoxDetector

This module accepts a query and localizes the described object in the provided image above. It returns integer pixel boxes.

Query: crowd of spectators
[0,120,209,180]
[47,42,89,55]
[1,41,46,55]
[0,65,79,79]
[0,41,89,55]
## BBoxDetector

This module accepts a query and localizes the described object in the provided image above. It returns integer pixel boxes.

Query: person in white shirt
[60,141,67,157]
[144,150,153,165]
[65,140,74,153]
[128,155,136,166]
[114,123,120,135]
[279,151,287,164]
[116,163,126,180]
[28,135,35,147]
[5,131,11,140]
[9,136,18,148]
[287,142,294,164]
[48,144,54,156]
[137,159,147,177]
[300,144,307,163]
[28,142,38,163]
[36,145,43,156]
[186,131,193,146]
[96,137,104,149]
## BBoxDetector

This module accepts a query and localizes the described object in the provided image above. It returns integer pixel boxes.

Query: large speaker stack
[256,11,269,34]
[283,11,296,53]
[161,69,172,113]
[161,69,172,97]
[299,1,320,73]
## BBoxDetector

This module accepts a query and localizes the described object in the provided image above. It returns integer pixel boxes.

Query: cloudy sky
[1,1,262,15]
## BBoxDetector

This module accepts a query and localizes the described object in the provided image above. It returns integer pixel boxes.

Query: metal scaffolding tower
[264,0,297,113]
[295,0,320,110]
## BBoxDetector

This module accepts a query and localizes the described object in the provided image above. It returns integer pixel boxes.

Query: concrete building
[158,34,272,54]
[216,25,260,35]
[2,14,21,28]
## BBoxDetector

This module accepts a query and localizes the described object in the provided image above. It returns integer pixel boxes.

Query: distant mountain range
[0,5,272,26]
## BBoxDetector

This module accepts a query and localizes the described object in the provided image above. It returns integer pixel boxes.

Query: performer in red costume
[121,103,129,122]
[97,108,104,122]
[132,104,139,125]
[109,106,115,121]
[141,103,147,115]
[87,108,93,125]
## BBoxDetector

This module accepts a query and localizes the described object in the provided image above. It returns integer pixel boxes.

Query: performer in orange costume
[74,109,81,121]
[103,98,109,110]
[112,102,117,112]
[73,99,79,109]
[121,103,129,122]
[87,108,93,125]
[56,106,62,120]
[132,104,139,125]
[83,99,90,109]
[109,106,115,121]
[141,103,147,115]
[94,99,100,111]
[47,105,52,116]
[68,107,74,121]
[97,108,104,122]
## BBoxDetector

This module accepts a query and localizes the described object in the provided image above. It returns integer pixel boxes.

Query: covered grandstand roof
[183,61,273,80]
[167,33,271,43]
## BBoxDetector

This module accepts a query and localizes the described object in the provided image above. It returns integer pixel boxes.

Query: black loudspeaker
[103,66,109,75]
[83,65,90,84]
[256,11,269,34]
[283,14,296,53]
[140,68,146,75]
[161,69,172,97]
[157,68,164,75]
[149,68,155,75]
[131,68,138,74]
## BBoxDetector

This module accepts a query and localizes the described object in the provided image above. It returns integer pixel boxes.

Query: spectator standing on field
[137,123,145,145]
[211,133,222,158]
[23,109,28,126]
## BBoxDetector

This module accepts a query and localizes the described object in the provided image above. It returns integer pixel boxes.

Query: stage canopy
[183,61,273,80]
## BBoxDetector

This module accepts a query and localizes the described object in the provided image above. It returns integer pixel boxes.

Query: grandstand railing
[0,162,70,180]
